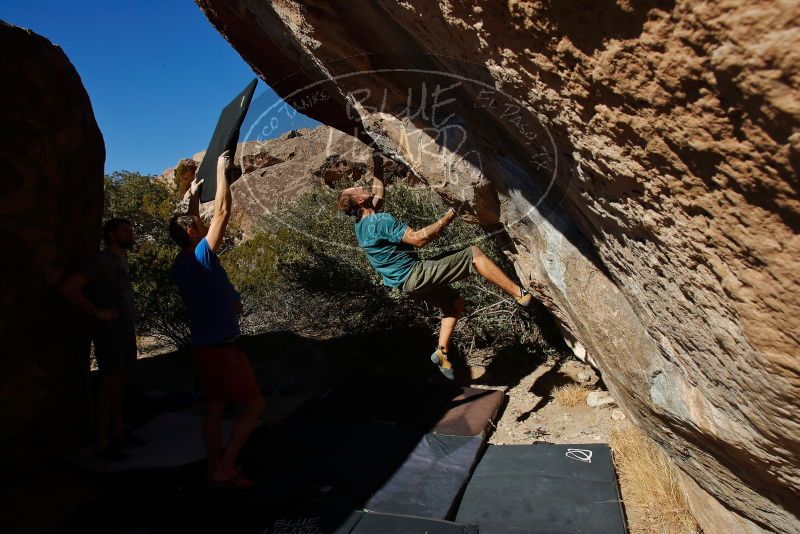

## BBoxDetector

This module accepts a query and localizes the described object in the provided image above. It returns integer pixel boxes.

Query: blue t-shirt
[171,238,240,346]
[355,212,418,287]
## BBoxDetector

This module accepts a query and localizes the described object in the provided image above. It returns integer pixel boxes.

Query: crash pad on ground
[241,419,423,507]
[65,412,233,473]
[365,433,483,519]
[433,387,504,437]
[455,443,627,534]
[259,510,478,534]
[349,512,479,534]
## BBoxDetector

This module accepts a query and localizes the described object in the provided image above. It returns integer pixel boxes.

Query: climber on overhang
[337,172,533,380]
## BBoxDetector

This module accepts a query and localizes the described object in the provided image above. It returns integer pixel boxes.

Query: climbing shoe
[515,287,532,308]
[431,347,455,380]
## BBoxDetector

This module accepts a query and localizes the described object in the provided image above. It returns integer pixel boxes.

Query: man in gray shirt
[61,218,137,460]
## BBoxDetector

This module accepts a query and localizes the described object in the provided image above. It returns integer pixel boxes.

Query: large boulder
[195,1,799,531]
[0,22,105,472]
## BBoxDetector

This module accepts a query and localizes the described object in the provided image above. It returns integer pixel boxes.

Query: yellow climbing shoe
[515,287,532,308]
[431,347,455,380]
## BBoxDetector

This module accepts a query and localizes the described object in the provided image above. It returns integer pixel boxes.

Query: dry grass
[552,383,590,407]
[611,424,700,533]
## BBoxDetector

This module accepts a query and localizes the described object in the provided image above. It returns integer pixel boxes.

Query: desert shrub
[611,424,699,533]
[128,240,191,348]
[104,171,175,242]
[103,172,191,348]
[552,384,590,407]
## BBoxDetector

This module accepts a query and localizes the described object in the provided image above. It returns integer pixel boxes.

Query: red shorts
[191,343,261,404]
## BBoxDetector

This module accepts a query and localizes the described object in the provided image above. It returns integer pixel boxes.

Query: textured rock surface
[0,22,105,471]
[163,125,394,232]
[197,1,800,531]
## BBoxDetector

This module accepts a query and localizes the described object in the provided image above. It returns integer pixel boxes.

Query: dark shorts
[400,247,475,310]
[93,328,137,377]
[191,343,261,404]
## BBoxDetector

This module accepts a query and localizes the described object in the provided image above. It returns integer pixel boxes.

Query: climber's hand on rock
[457,208,481,225]
[449,202,481,224]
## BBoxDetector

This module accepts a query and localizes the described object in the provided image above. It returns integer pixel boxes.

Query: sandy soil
[483,358,628,446]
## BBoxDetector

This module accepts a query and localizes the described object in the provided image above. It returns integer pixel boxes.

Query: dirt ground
[478,358,628,446]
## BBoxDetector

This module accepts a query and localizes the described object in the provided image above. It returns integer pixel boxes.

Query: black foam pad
[241,419,422,508]
[198,78,258,202]
[258,511,479,534]
[366,434,483,519]
[259,507,363,534]
[455,443,627,534]
[350,512,479,534]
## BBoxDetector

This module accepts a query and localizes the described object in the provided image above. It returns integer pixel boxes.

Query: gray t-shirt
[79,250,136,332]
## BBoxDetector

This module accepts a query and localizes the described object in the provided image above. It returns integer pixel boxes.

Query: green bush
[103,171,191,348]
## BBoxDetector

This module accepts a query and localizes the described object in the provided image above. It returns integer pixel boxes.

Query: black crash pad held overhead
[198,78,258,202]
[456,443,627,534]
[366,433,484,519]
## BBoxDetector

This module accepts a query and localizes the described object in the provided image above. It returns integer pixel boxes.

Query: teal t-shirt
[355,213,418,287]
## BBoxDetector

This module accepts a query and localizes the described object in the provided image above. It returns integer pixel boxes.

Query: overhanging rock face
[194,1,799,531]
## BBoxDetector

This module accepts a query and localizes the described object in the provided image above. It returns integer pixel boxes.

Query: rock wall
[194,1,799,531]
[0,22,105,472]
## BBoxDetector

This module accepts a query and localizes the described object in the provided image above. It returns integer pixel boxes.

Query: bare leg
[211,397,265,482]
[470,246,521,297]
[111,374,127,441]
[438,297,465,353]
[204,402,225,477]
[96,376,123,450]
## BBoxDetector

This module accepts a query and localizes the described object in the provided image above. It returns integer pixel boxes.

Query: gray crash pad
[65,412,233,473]
[366,433,484,519]
[455,443,627,534]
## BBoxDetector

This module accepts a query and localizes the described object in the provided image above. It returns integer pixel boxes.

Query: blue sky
[2,0,319,175]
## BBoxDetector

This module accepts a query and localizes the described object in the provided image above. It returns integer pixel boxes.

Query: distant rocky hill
[160,125,410,232]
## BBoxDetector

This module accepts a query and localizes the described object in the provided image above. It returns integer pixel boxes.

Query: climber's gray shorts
[400,248,475,310]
